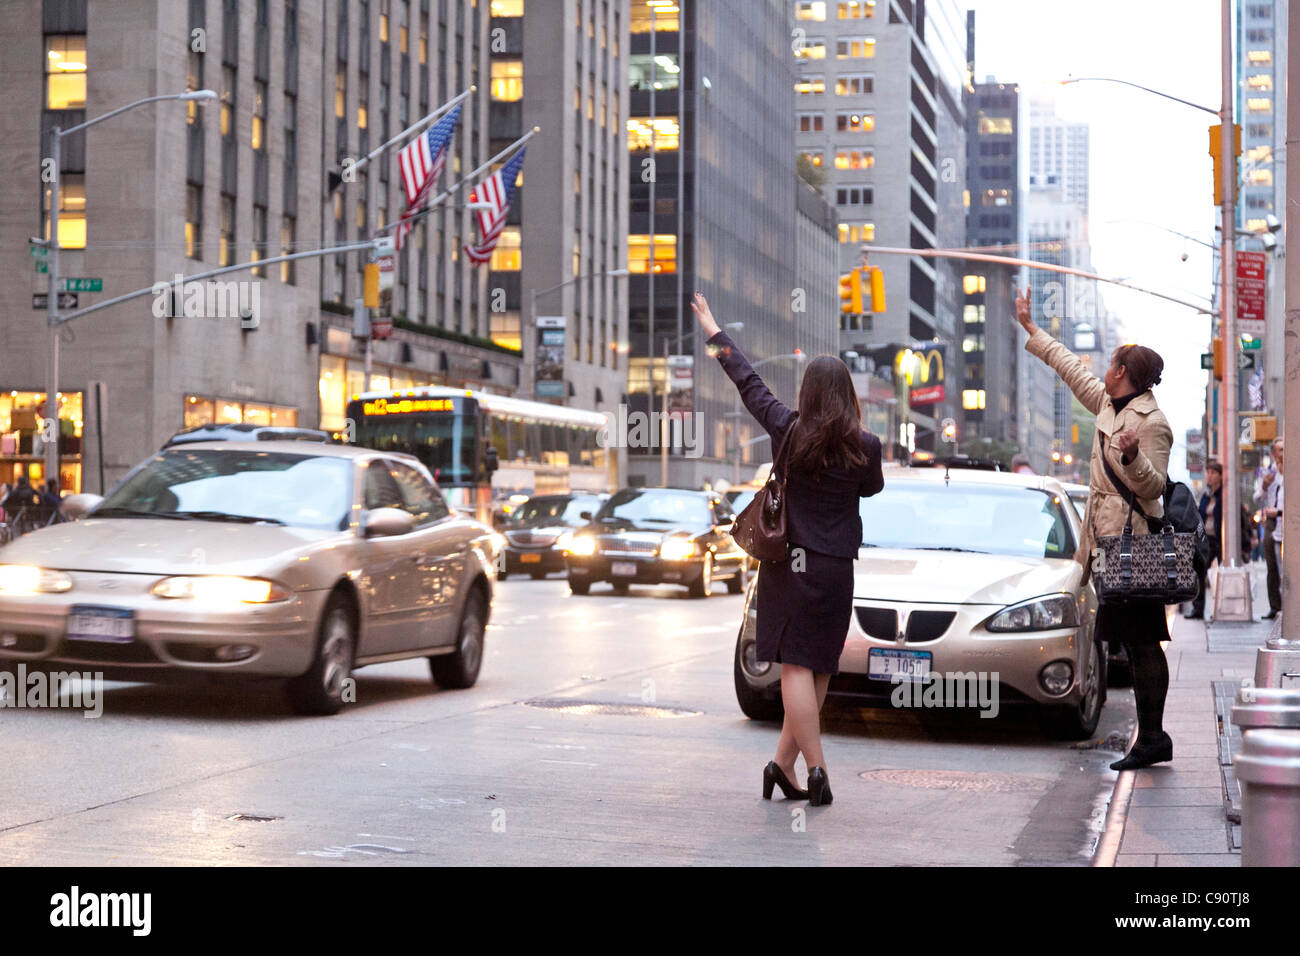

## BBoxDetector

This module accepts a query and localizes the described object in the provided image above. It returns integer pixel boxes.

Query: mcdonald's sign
[895,346,946,405]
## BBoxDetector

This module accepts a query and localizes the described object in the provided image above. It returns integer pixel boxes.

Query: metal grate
[907,611,956,642]
[855,606,897,640]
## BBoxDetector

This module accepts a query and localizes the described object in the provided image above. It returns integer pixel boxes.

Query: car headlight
[986,594,1078,632]
[658,537,697,561]
[151,575,288,604]
[564,534,596,556]
[0,565,73,594]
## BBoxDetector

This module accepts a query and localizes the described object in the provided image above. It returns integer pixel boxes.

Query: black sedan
[562,488,749,597]
[499,493,607,579]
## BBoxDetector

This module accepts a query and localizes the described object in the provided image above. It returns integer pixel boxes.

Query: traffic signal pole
[1284,9,1299,629]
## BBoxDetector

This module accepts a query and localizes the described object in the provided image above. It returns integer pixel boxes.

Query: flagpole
[372,127,541,237]
[333,87,476,186]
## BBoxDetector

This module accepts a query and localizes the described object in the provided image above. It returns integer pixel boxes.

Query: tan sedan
[0,442,501,714]
[734,466,1105,739]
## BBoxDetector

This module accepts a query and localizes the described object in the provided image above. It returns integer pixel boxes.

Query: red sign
[370,317,393,340]
[909,384,945,406]
[1236,251,1267,336]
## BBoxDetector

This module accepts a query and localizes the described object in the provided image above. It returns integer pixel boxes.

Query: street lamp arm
[1060,77,1219,116]
[57,91,217,138]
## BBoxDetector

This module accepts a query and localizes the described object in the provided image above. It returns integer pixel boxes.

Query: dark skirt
[755,546,854,675]
[1095,597,1171,651]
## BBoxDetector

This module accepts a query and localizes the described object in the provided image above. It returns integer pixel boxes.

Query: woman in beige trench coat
[1016,290,1176,771]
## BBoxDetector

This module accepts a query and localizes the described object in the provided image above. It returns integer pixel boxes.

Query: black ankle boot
[1110,732,1173,771]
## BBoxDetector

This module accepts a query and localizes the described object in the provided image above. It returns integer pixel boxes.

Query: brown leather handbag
[730,418,796,562]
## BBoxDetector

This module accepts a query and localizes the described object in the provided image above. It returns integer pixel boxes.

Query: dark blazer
[709,331,884,558]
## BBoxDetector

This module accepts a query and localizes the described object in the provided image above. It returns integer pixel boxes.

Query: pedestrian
[1015,288,1175,771]
[0,482,10,521]
[1260,438,1284,620]
[1,475,41,529]
[39,478,62,525]
[692,291,884,807]
[1188,461,1227,620]
[1011,453,1035,475]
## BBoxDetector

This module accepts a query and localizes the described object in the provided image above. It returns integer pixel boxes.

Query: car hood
[853,547,1079,606]
[0,517,343,576]
[586,521,703,538]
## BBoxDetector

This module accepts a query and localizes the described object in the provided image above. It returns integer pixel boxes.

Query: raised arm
[1014,287,1106,416]
[692,293,795,438]
[859,431,885,497]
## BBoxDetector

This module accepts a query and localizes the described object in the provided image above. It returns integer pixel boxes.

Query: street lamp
[41,89,216,490]
[525,268,629,401]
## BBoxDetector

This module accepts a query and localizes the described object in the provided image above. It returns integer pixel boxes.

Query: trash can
[1254,636,1300,689]
[1232,688,1300,867]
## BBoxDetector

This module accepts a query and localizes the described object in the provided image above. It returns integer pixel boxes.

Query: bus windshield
[352,412,477,486]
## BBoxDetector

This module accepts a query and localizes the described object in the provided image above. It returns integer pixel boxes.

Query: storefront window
[0,389,83,492]
[183,395,297,430]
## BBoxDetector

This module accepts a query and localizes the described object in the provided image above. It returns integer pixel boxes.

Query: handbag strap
[1100,434,1164,535]
[772,414,798,485]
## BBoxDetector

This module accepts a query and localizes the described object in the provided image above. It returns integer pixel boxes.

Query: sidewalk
[1099,565,1277,867]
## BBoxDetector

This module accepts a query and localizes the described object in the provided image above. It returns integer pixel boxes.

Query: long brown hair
[786,355,869,473]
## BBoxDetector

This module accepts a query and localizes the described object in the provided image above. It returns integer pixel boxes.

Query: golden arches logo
[895,348,945,386]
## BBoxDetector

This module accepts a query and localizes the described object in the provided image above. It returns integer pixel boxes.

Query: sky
[967,0,1226,481]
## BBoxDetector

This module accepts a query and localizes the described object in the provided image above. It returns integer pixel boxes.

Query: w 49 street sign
[61,277,102,292]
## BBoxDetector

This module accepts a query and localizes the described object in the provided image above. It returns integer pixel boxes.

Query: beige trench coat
[1025,328,1173,585]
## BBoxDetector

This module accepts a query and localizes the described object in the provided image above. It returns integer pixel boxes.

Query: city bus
[345,386,611,516]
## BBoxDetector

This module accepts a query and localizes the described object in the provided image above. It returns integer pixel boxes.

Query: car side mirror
[365,507,416,537]
[61,493,104,521]
[579,511,592,520]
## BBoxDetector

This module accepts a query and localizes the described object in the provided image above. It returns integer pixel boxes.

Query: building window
[835,74,873,95]
[628,234,677,273]
[798,112,825,132]
[977,111,1013,134]
[962,389,987,411]
[1247,74,1274,91]
[627,117,679,151]
[281,217,296,284]
[795,1,826,20]
[962,334,984,353]
[835,36,875,58]
[489,227,522,271]
[284,93,298,167]
[251,205,268,277]
[185,395,297,429]
[794,37,826,60]
[836,222,874,243]
[836,186,873,205]
[630,2,678,32]
[837,1,875,17]
[335,69,346,119]
[358,90,368,130]
[220,196,235,267]
[186,186,203,260]
[962,275,987,294]
[1248,169,1273,186]
[834,148,874,169]
[1247,50,1272,65]
[981,188,1011,206]
[836,111,873,132]
[491,59,523,101]
[44,174,87,249]
[963,304,986,324]
[490,1,523,17]
[1247,123,1272,138]
[490,310,521,351]
[1247,97,1273,113]
[219,65,236,136]
[187,50,204,124]
[799,149,825,168]
[795,74,825,96]
[629,53,680,91]
[380,0,390,42]
[45,35,87,110]
[252,81,267,150]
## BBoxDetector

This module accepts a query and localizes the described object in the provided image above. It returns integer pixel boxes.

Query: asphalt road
[0,576,1135,865]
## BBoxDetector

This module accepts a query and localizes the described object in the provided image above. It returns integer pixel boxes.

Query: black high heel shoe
[807,767,833,806]
[762,761,809,800]
[1109,732,1173,771]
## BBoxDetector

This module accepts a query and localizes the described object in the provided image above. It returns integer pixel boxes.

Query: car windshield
[513,496,600,526]
[596,490,712,528]
[97,449,353,530]
[860,481,1075,559]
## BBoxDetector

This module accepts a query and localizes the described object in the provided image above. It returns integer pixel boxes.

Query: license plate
[66,605,135,644]
[868,648,931,683]
[520,553,542,563]
[611,562,638,577]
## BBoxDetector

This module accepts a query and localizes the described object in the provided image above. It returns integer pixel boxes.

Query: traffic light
[1071,424,1079,445]
[867,266,886,313]
[839,269,864,314]
[941,419,957,443]
[363,263,380,308]
[1212,336,1223,380]
[1208,123,1242,207]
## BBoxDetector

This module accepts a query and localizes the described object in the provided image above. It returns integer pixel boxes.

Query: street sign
[1236,251,1267,337]
[1239,352,1256,371]
[61,277,103,293]
[35,261,47,274]
[32,293,78,310]
[1200,352,1214,370]
[28,245,48,259]
[1241,334,1263,350]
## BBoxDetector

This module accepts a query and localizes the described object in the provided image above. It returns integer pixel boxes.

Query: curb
[1092,723,1139,867]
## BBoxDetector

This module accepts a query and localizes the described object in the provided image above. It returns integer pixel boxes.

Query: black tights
[1124,640,1169,738]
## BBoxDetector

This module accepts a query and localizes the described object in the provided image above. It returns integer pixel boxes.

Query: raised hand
[1014,287,1036,335]
[1116,428,1140,460]
[691,291,721,338]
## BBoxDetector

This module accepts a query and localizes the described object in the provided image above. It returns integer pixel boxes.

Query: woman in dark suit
[692,293,884,806]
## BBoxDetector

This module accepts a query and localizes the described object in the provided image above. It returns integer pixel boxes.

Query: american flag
[1248,362,1265,410]
[463,147,527,265]
[394,104,462,250]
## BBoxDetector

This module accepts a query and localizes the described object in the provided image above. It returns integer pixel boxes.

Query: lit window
[795,1,826,20]
[836,223,874,243]
[252,81,267,149]
[981,188,1011,207]
[977,112,1012,134]
[794,38,826,60]
[335,69,345,119]
[962,275,986,295]
[491,0,524,14]
[837,1,875,17]
[962,335,984,353]
[44,174,87,249]
[834,148,874,169]
[221,66,236,136]
[628,234,677,273]
[836,74,873,95]
[835,36,875,58]
[1247,97,1272,113]
[629,1,679,32]
[1247,50,1271,64]
[1247,74,1273,90]
[1246,145,1272,163]
[626,117,679,151]
[963,305,985,324]
[836,111,873,132]
[219,196,235,267]
[795,75,825,95]
[799,150,825,167]
[490,310,522,351]
[45,35,87,110]
[491,59,523,101]
[1245,218,1270,233]
[489,227,522,271]
[962,389,986,410]
[186,186,203,260]
[1249,169,1273,186]
[629,53,681,91]
[281,217,296,284]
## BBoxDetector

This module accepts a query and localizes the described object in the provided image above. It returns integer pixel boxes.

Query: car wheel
[688,552,713,598]
[529,570,547,580]
[734,631,782,721]
[726,558,750,594]
[611,581,630,594]
[568,576,590,596]
[1040,639,1105,740]
[1106,644,1132,687]
[286,594,356,716]
[430,586,487,689]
